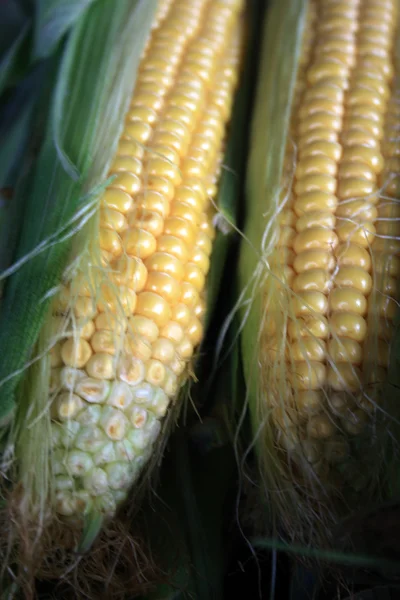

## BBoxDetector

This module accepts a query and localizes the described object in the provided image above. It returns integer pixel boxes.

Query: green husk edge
[238,0,307,462]
[33,0,96,60]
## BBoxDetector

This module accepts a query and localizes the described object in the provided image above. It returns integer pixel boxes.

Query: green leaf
[252,537,400,572]
[33,0,96,59]
[0,0,158,421]
[0,23,30,94]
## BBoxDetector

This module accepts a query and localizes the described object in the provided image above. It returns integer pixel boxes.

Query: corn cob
[242,0,400,541]
[47,0,243,519]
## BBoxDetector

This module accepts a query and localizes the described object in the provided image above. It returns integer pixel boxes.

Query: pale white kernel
[59,420,80,448]
[114,439,136,462]
[51,423,62,448]
[50,368,62,393]
[131,382,155,405]
[105,462,131,490]
[117,355,146,386]
[100,407,128,441]
[128,417,161,451]
[148,388,169,418]
[93,491,116,515]
[127,405,148,428]
[56,392,83,420]
[55,475,73,491]
[52,449,66,475]
[75,378,111,403]
[76,405,102,426]
[55,492,76,516]
[74,490,93,514]
[60,367,86,391]
[107,381,134,410]
[75,426,107,453]
[163,369,178,396]
[66,450,94,476]
[93,441,116,466]
[83,467,109,495]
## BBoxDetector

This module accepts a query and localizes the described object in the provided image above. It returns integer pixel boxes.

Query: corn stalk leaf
[0,0,158,422]
[33,0,96,59]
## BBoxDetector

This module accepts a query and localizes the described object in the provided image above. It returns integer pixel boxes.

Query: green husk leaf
[78,512,104,554]
[0,0,157,419]
[33,0,96,59]
[142,365,237,600]
[239,0,307,438]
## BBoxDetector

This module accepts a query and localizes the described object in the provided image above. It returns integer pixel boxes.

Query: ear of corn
[240,0,400,547]
[6,0,244,535]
